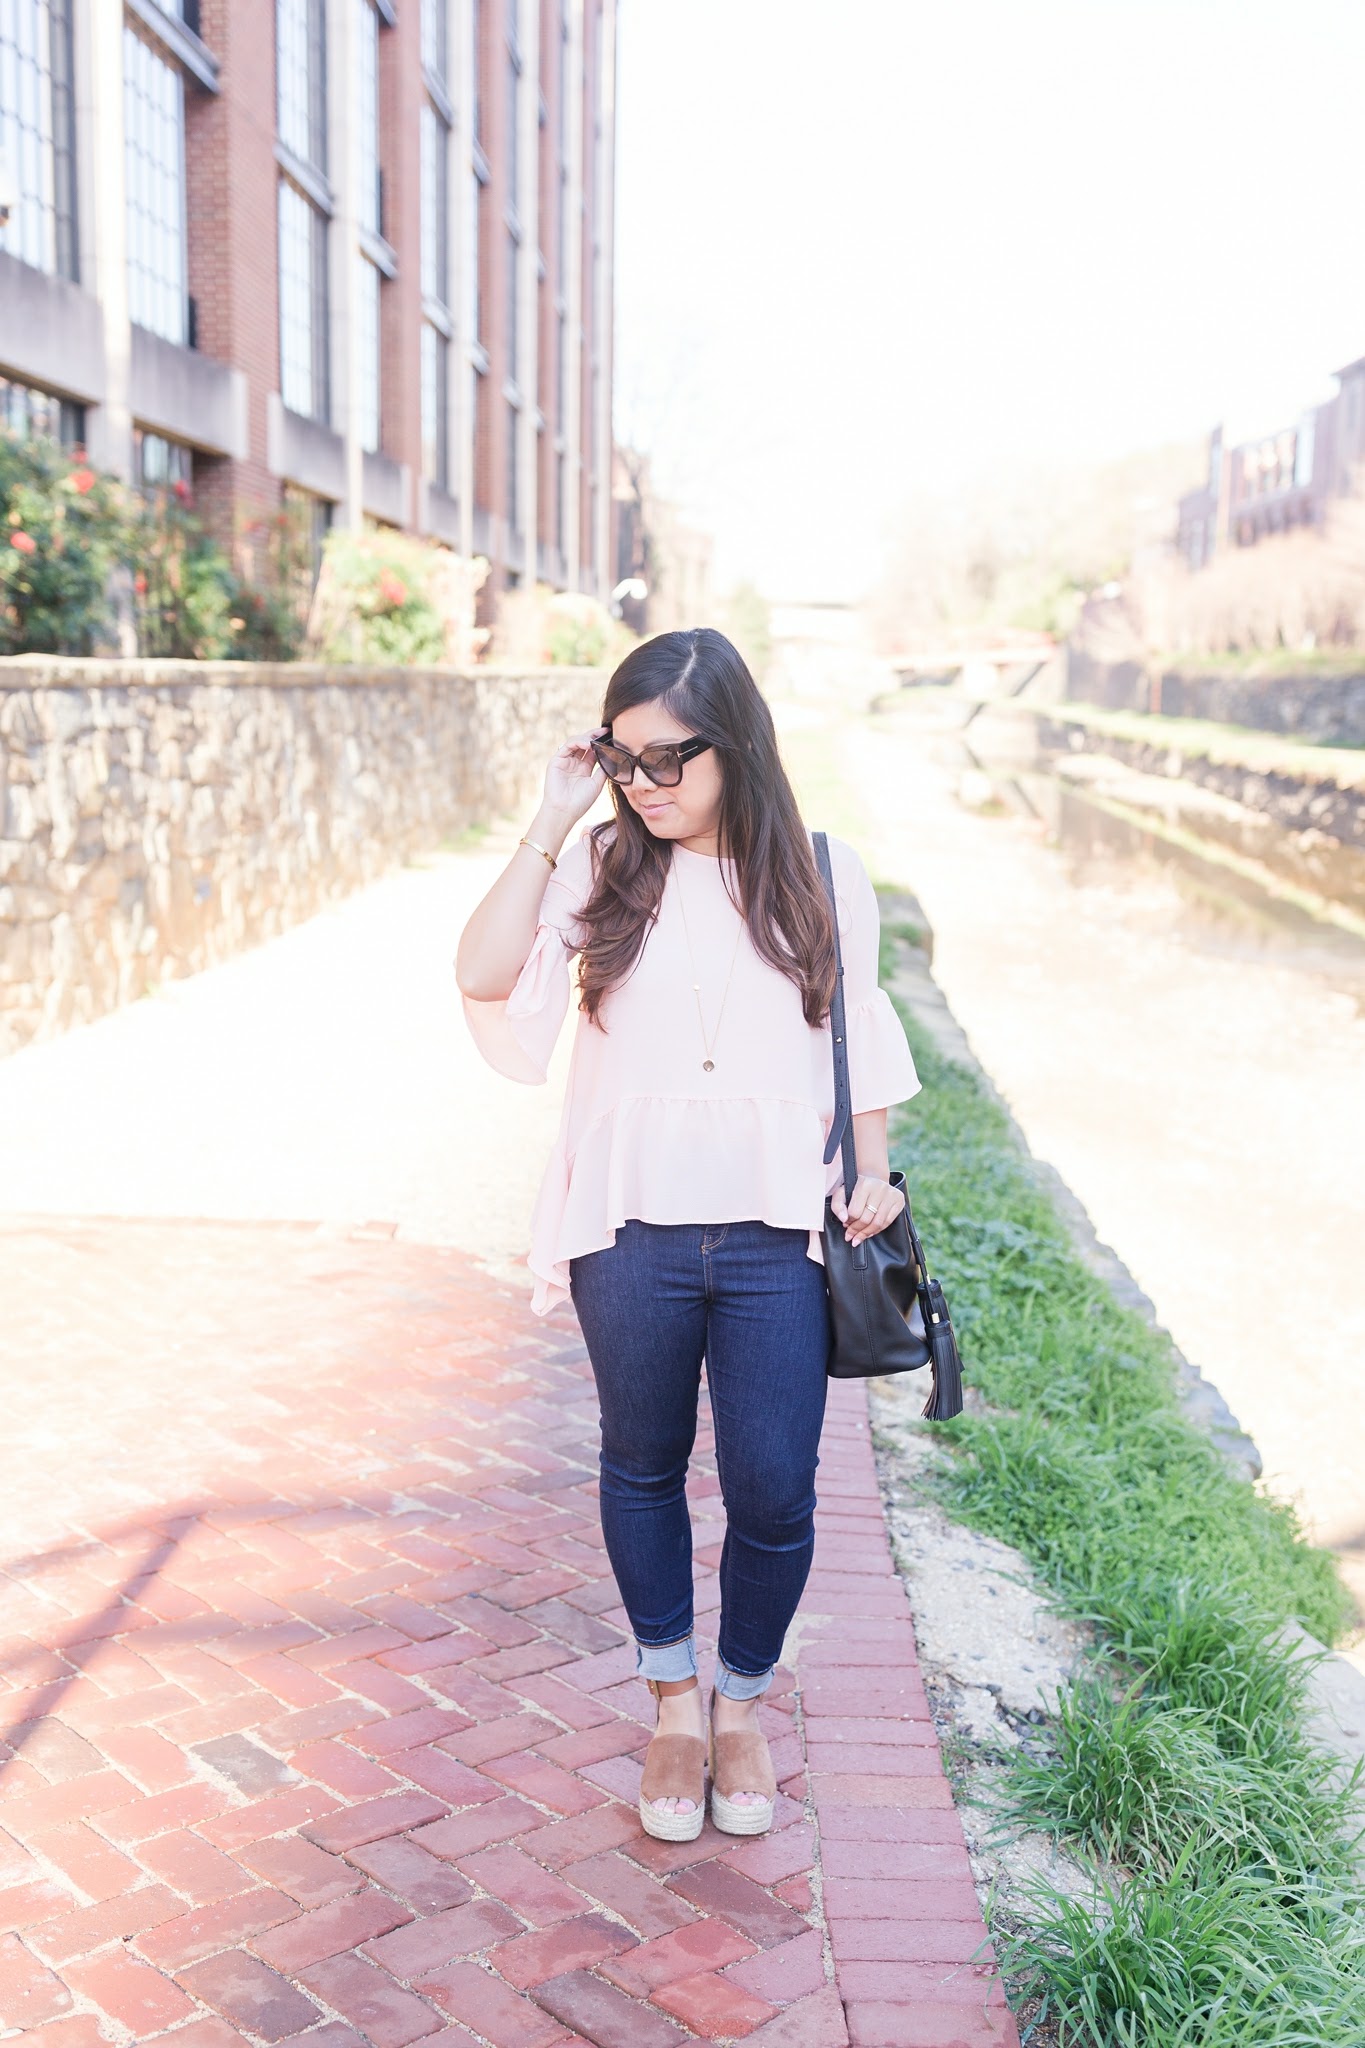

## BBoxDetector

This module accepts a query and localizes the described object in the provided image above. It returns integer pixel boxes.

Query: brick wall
[381,2,423,495]
[188,0,281,567]
[0,659,606,1055]
[579,0,597,576]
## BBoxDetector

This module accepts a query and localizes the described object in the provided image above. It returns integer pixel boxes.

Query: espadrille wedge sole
[638,1679,706,1842]
[708,1688,777,1837]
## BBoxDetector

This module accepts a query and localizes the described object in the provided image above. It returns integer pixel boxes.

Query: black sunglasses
[591,733,714,789]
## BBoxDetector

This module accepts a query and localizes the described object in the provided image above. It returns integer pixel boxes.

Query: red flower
[173,478,191,503]
[377,568,408,607]
[10,531,36,555]
[134,572,148,595]
[70,466,96,495]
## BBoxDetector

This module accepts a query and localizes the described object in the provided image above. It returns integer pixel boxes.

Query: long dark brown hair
[577,628,837,1027]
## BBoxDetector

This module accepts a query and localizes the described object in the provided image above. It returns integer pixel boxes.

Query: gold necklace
[673,857,746,1072]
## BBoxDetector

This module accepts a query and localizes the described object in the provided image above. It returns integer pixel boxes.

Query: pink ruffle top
[461,829,921,1315]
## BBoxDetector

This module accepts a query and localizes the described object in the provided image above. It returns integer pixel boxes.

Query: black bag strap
[813,831,859,1203]
[814,828,938,1299]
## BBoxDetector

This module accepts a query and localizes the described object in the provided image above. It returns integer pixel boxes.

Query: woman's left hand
[830,1174,906,1247]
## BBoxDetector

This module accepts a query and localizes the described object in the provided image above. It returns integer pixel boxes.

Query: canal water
[783,678,1365,1660]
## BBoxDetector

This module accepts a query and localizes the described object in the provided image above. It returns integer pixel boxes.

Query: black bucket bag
[813,832,964,1419]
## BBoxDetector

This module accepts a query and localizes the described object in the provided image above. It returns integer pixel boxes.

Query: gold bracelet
[519,835,557,870]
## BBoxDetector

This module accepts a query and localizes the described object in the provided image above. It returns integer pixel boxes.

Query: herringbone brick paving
[0,1218,1018,2048]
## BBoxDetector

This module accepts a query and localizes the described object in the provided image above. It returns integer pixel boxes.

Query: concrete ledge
[0,656,603,690]
[128,325,248,458]
[266,394,347,500]
[362,449,410,526]
[421,480,462,547]
[0,253,105,404]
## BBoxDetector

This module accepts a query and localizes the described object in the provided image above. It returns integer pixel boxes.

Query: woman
[456,627,920,1841]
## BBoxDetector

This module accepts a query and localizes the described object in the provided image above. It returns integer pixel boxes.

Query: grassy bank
[1025,699,1365,788]
[882,959,1364,2045]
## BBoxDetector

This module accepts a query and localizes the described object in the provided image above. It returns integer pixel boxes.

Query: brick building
[1177,352,1365,571]
[0,0,617,613]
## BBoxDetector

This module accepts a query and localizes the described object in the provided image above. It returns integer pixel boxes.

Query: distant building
[0,0,617,614]
[611,445,713,638]
[1177,354,1365,571]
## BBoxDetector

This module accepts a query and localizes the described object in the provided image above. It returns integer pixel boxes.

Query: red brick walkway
[0,1220,1017,2048]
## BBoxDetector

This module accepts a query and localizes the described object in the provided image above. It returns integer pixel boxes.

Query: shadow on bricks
[0,1217,1018,2047]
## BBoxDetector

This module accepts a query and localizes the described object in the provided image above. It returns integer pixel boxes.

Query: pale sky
[614,0,1365,602]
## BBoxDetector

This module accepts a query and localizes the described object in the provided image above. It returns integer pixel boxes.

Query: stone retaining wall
[0,658,606,1055]
[1037,714,1365,850]
[1065,649,1365,745]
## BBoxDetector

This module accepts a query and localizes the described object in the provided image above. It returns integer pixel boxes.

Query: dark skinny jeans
[569,1219,831,1699]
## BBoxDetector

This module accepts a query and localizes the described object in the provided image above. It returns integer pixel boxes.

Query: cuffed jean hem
[715,1655,773,1702]
[634,1633,698,1684]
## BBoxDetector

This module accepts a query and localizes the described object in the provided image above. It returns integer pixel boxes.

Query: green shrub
[308,528,447,664]
[546,590,612,666]
[0,433,126,654]
[131,485,239,659]
[0,432,308,660]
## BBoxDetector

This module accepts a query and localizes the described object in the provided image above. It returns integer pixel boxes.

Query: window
[420,103,449,304]
[421,40,453,493]
[357,0,380,236]
[506,398,519,538]
[468,167,483,347]
[421,322,448,489]
[0,0,78,278]
[505,44,519,207]
[283,482,332,598]
[474,362,491,514]
[276,0,329,422]
[557,162,567,281]
[355,0,382,451]
[134,429,193,491]
[0,373,83,446]
[357,253,380,452]
[420,0,446,86]
[123,29,187,344]
[506,228,519,383]
[276,0,327,170]
[472,0,483,146]
[278,180,329,419]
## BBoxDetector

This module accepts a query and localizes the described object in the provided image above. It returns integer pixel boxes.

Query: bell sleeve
[833,837,922,1114]
[460,832,594,1085]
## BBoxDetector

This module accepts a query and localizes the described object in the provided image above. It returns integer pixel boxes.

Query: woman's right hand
[543,726,609,824]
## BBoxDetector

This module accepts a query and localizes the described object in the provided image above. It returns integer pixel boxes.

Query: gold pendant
[702,1059,715,1072]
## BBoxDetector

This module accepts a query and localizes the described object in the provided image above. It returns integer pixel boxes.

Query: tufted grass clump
[882,975,1364,2044]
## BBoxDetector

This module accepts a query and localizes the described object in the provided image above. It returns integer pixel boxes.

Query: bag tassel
[921,1280,964,1421]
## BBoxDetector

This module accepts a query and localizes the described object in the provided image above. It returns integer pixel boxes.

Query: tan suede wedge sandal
[708,1687,777,1836]
[638,1678,707,1843]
